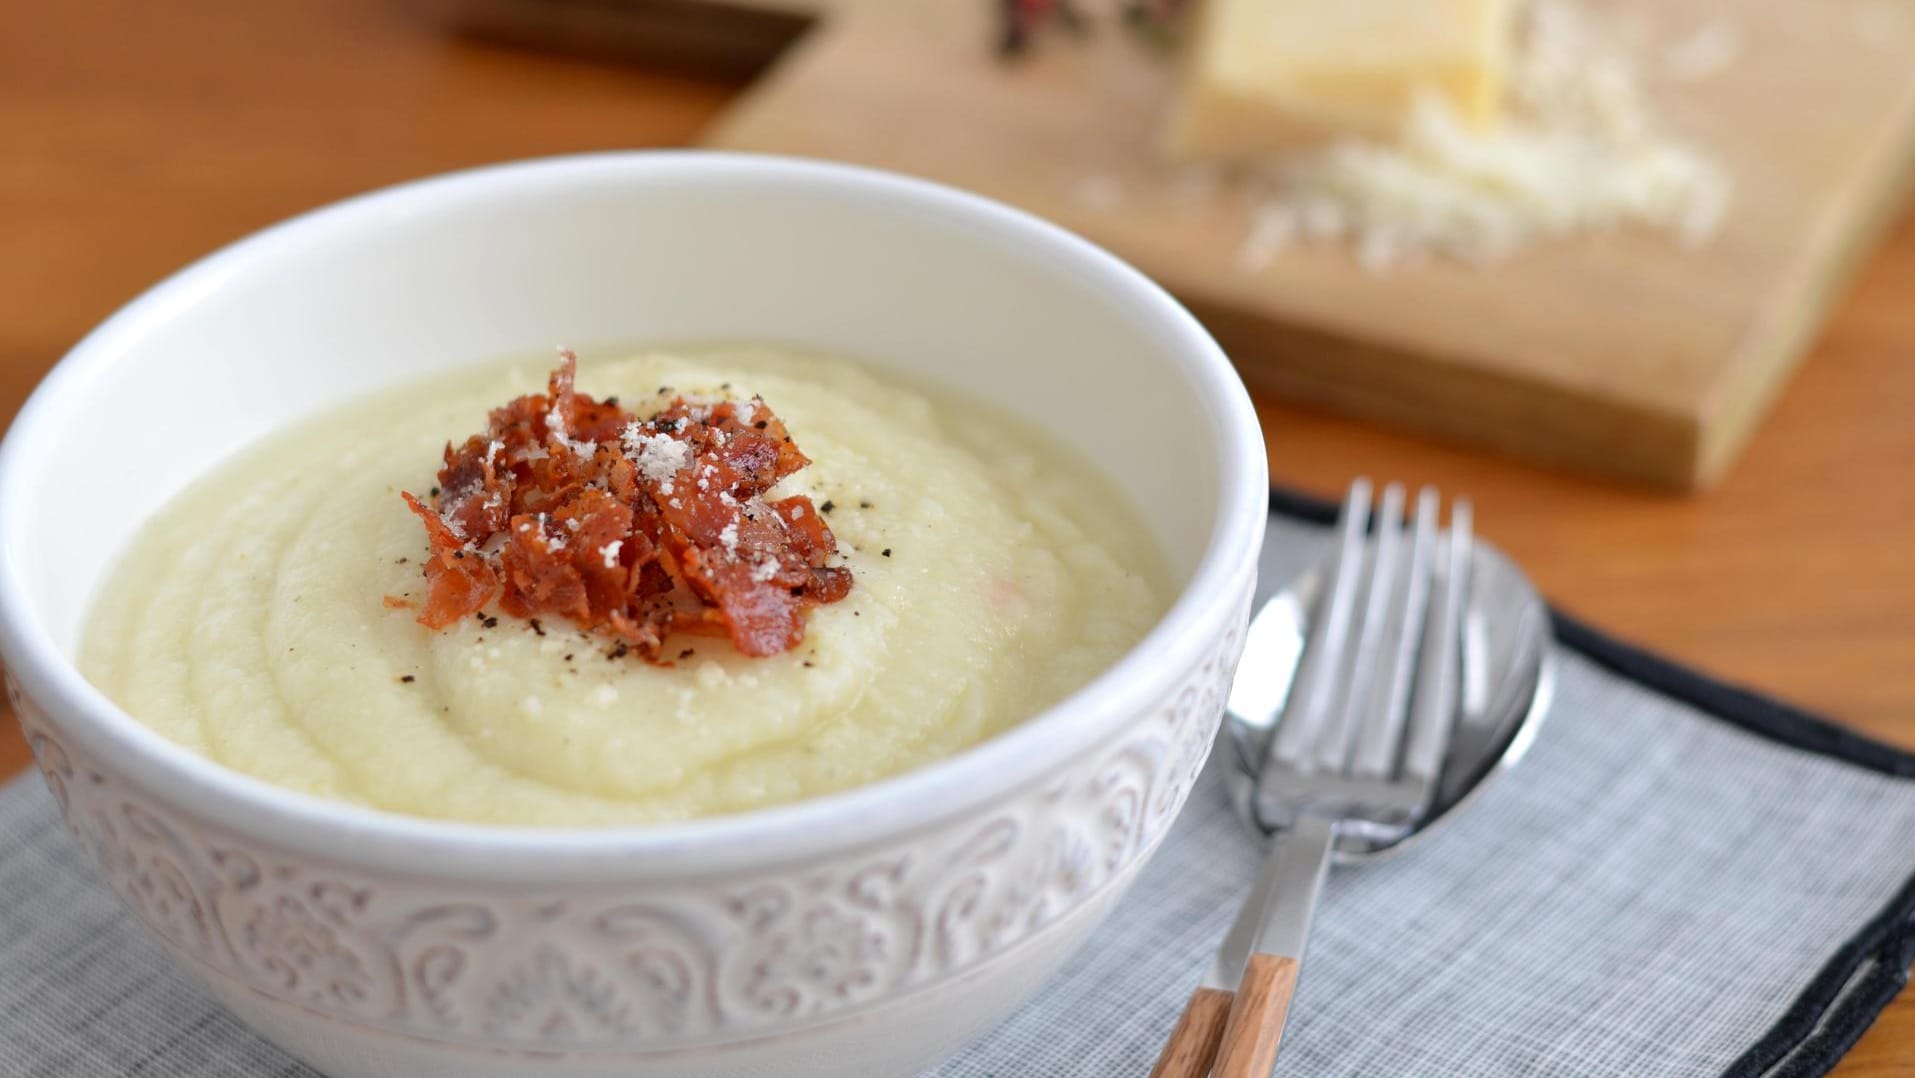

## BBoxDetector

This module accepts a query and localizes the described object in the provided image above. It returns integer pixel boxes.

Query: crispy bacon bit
[399,350,852,660]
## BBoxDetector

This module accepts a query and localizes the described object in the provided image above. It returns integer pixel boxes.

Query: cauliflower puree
[82,345,1168,826]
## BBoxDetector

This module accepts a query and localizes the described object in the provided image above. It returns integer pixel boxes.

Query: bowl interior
[9,155,1242,656]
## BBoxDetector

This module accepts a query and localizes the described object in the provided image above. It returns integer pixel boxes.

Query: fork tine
[1267,479,1372,770]
[1402,498,1473,788]
[1349,486,1438,779]
[1311,482,1404,772]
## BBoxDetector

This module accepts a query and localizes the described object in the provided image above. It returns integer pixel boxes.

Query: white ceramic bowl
[0,153,1265,1077]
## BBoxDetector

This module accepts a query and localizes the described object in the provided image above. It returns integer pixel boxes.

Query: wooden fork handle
[1147,985,1234,1078]
[1212,953,1302,1078]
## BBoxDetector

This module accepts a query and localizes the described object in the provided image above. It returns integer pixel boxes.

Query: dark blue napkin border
[1268,487,1915,1078]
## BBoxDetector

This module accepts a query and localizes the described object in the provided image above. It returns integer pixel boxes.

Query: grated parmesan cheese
[621,424,692,486]
[1232,0,1731,270]
[551,431,596,460]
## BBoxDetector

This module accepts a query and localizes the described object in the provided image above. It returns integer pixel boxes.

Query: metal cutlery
[1150,480,1553,1077]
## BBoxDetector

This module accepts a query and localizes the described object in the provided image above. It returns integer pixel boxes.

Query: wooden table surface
[4,0,1910,1072]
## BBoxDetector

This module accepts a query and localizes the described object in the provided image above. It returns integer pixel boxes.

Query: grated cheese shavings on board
[1234,0,1733,272]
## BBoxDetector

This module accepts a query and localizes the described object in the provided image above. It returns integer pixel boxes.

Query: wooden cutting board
[460,0,1915,487]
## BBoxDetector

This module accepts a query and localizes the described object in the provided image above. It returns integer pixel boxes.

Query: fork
[1149,479,1473,1078]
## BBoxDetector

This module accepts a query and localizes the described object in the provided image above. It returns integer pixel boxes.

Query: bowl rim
[0,151,1266,880]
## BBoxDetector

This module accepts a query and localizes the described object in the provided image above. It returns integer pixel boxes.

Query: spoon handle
[1147,985,1234,1078]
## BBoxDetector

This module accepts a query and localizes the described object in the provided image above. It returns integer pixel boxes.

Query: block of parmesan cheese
[1164,0,1517,160]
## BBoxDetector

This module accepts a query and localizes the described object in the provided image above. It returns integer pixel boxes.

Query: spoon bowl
[1225,531,1554,859]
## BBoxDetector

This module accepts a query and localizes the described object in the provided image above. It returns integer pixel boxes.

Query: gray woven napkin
[3,507,1913,1077]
